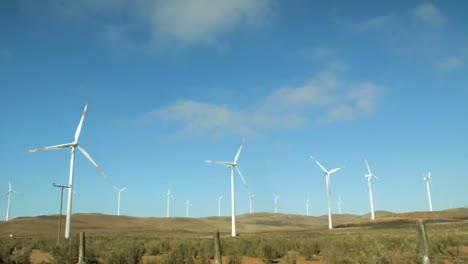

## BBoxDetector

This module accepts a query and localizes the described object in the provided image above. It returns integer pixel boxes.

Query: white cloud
[435,57,464,72]
[413,3,445,28]
[143,63,384,139]
[149,0,273,46]
[350,14,395,32]
[44,0,273,49]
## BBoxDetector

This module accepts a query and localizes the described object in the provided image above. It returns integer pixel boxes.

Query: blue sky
[1,0,467,219]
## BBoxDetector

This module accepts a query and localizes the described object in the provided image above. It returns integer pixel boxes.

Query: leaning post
[416,219,430,264]
[214,230,222,264]
[77,232,86,264]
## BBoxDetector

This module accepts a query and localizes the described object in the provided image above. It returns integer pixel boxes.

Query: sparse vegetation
[1,218,467,263]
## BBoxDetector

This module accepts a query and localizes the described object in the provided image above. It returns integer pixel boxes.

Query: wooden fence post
[416,219,430,264]
[214,230,222,264]
[77,232,86,264]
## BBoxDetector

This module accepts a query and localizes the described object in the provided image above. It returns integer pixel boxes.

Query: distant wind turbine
[365,159,379,220]
[165,189,174,217]
[204,139,247,237]
[423,172,433,212]
[26,102,108,239]
[310,156,344,230]
[185,200,192,217]
[113,186,127,216]
[306,197,310,216]
[218,196,223,217]
[248,193,256,214]
[274,194,279,213]
[5,181,17,222]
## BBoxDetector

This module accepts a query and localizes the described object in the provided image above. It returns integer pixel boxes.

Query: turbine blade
[113,185,119,191]
[77,146,109,182]
[121,187,127,192]
[233,139,245,164]
[235,166,250,194]
[204,160,231,166]
[310,156,328,173]
[74,102,88,143]
[25,142,74,153]
[365,159,372,174]
[328,167,342,174]
[219,196,223,200]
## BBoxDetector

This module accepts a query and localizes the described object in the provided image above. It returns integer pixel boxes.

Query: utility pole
[53,183,70,245]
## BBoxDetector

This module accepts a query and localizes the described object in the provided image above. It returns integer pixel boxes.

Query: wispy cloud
[143,62,384,139]
[435,57,464,72]
[148,0,273,47]
[44,0,273,50]
[413,3,445,28]
[350,14,395,32]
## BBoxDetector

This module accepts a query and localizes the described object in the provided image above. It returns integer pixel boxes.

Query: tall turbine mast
[165,189,174,217]
[26,102,109,239]
[218,196,223,216]
[423,172,433,212]
[310,156,343,230]
[274,194,279,213]
[365,159,379,220]
[204,139,246,237]
[113,186,127,216]
[5,181,16,222]
[185,200,192,217]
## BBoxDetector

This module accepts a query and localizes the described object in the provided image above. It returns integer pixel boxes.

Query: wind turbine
[185,200,192,217]
[310,156,343,230]
[248,193,256,214]
[423,172,433,212]
[26,102,108,239]
[306,197,310,216]
[5,181,17,222]
[113,186,127,216]
[204,139,246,237]
[218,196,223,216]
[365,159,379,220]
[165,189,174,217]
[274,194,279,213]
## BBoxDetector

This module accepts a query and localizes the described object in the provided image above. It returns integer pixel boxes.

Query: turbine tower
[365,159,379,220]
[423,172,433,212]
[218,196,223,216]
[306,197,310,216]
[274,194,279,213]
[248,193,256,214]
[165,189,174,217]
[113,186,127,216]
[204,139,246,237]
[310,156,344,230]
[185,200,192,217]
[5,181,16,222]
[26,102,108,239]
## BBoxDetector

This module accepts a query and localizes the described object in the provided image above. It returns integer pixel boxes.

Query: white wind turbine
[165,189,174,217]
[113,186,127,216]
[248,193,256,214]
[310,156,344,230]
[204,139,247,237]
[423,172,433,212]
[218,196,223,217]
[274,194,279,213]
[26,102,108,239]
[365,159,379,220]
[306,197,310,216]
[185,200,192,217]
[5,181,17,222]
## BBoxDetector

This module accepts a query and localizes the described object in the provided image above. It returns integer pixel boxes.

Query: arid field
[1,208,467,263]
